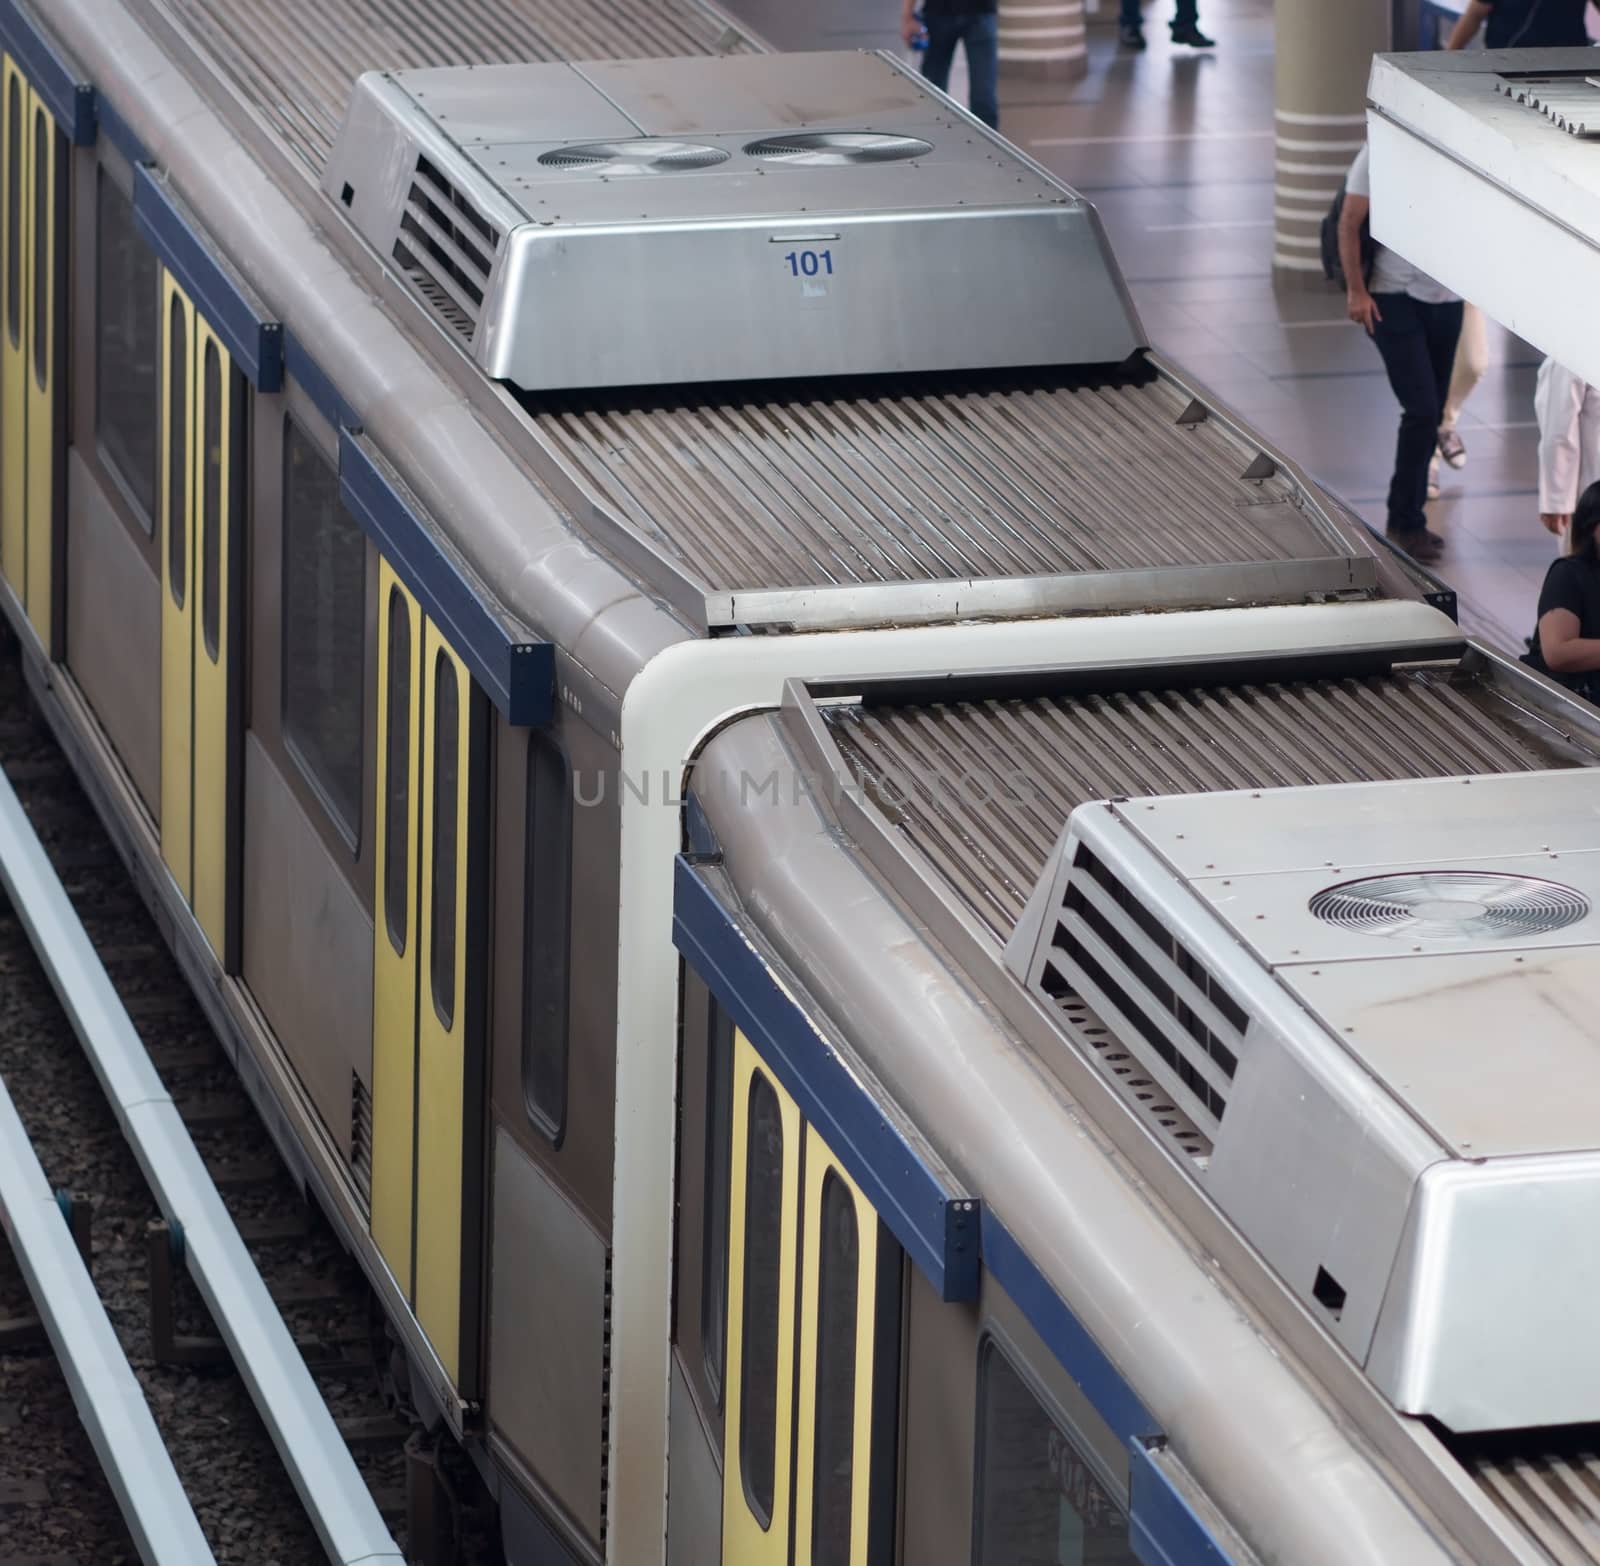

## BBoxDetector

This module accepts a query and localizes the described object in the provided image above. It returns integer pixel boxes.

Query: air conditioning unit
[322,52,1143,389]
[1005,767,1600,1433]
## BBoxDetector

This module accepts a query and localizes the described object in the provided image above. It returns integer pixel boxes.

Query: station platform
[727,0,1553,653]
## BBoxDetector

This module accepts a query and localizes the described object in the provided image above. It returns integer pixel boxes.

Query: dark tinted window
[282,418,364,839]
[521,731,570,1138]
[702,999,735,1404]
[430,652,459,1029]
[976,1343,1134,1566]
[5,82,18,349]
[740,1072,784,1527]
[29,109,43,390]
[165,296,186,606]
[97,171,160,527]
[811,1172,859,1566]
[201,342,221,661]
[382,588,411,957]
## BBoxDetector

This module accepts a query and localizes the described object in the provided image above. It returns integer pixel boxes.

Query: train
[2,0,1598,1563]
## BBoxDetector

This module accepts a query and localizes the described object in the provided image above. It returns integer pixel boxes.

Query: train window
[95,170,159,527]
[811,1171,860,1566]
[974,1341,1134,1566]
[166,295,186,606]
[740,1072,785,1526]
[282,416,365,842]
[201,341,221,662]
[702,997,734,1404]
[521,730,571,1140]
[5,80,17,350]
[382,588,411,957]
[430,652,459,1029]
[30,109,44,390]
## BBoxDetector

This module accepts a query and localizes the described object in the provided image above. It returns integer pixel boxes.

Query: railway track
[0,627,475,1563]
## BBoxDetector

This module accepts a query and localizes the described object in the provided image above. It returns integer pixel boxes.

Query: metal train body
[2,1,1597,1563]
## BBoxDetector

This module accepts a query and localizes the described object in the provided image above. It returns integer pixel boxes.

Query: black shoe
[1385,526,1445,564]
[1170,23,1215,45]
[1119,23,1147,48]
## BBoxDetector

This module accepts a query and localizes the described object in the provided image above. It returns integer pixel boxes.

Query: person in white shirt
[1339,142,1462,564]
[1535,358,1600,547]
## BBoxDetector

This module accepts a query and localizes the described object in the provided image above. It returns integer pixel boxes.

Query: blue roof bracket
[1129,1437,1236,1566]
[0,0,94,146]
[674,855,981,1303]
[133,164,284,393]
[340,429,555,729]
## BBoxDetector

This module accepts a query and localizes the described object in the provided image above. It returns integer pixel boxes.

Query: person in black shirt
[1524,482,1600,704]
[903,0,1000,129]
[1448,0,1598,48]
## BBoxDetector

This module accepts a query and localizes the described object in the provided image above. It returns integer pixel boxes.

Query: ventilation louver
[743,131,933,166]
[1040,843,1250,1159]
[536,139,731,172]
[1309,871,1589,943]
[350,1071,373,1214]
[393,154,502,342]
[1494,74,1600,138]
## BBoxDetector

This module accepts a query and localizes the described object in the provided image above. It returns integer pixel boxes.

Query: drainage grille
[1309,872,1589,944]
[393,154,501,340]
[537,139,731,172]
[743,131,933,165]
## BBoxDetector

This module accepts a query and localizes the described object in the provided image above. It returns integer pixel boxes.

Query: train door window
[740,1070,786,1526]
[165,295,186,604]
[5,79,17,351]
[429,651,459,1028]
[282,415,365,843]
[382,585,412,956]
[810,1172,859,1565]
[95,170,159,527]
[702,996,734,1403]
[521,728,570,1139]
[201,342,221,661]
[974,1341,1133,1566]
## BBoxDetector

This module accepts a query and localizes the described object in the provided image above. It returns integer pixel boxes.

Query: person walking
[903,0,1000,130]
[1535,357,1600,545]
[1523,481,1600,703]
[1338,141,1463,564]
[1119,0,1214,49]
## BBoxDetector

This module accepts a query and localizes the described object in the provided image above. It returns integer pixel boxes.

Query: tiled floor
[726,0,1552,651]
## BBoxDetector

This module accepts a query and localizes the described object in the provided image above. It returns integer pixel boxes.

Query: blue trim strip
[673,856,980,1302]
[0,1,94,145]
[286,332,360,434]
[1129,1440,1233,1566]
[133,164,284,393]
[980,1211,1159,1448]
[340,430,554,728]
[93,91,147,166]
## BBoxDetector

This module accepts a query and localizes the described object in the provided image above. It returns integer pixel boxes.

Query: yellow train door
[159,277,243,966]
[372,562,489,1396]
[0,62,62,650]
[723,1030,900,1566]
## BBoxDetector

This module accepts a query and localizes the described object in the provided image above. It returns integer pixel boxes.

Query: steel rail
[0,765,404,1566]
[0,1074,217,1563]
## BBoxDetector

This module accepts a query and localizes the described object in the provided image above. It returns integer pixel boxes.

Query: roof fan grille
[743,131,933,166]
[537,140,731,172]
[1309,871,1589,943]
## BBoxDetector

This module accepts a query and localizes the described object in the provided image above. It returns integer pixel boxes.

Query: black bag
[1321,182,1375,289]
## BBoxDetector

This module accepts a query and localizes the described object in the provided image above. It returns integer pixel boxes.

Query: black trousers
[1369,292,1463,534]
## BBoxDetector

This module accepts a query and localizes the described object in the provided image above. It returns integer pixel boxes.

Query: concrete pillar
[998,0,1087,80]
[1272,0,1388,285]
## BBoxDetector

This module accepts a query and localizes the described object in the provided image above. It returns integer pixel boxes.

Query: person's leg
[921,16,960,92]
[1437,300,1487,455]
[1369,292,1443,537]
[1173,0,1199,26]
[963,13,1000,129]
[1121,0,1142,22]
[1423,298,1465,433]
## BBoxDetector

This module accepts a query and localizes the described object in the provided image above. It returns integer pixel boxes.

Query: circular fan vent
[536,140,730,173]
[743,131,933,166]
[1308,871,1589,943]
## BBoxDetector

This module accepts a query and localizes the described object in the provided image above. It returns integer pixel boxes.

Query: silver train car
[2,0,1590,1560]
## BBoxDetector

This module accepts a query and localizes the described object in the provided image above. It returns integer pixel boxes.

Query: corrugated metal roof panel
[1454,1431,1600,1566]
[823,669,1600,939]
[155,0,755,170]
